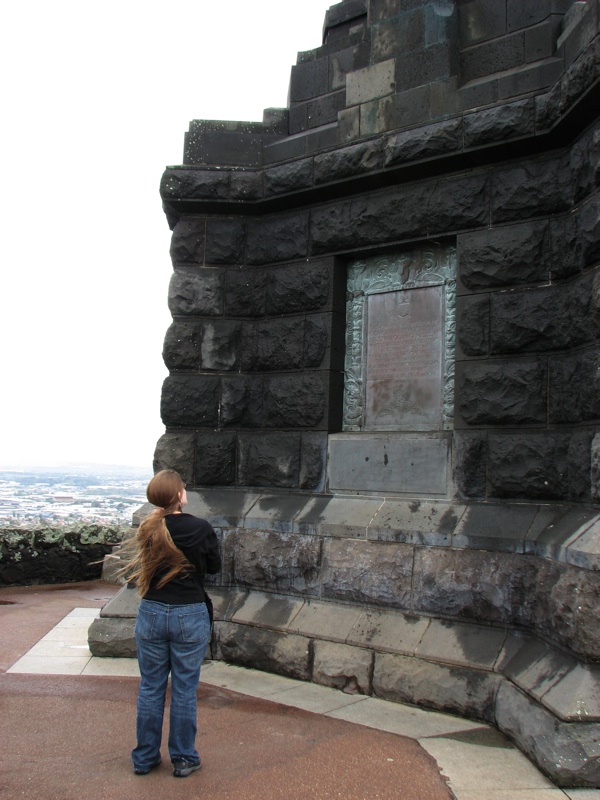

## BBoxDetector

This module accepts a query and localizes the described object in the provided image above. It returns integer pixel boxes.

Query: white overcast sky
[0,0,331,468]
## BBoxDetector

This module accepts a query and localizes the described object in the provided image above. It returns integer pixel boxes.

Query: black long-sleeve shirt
[142,513,221,605]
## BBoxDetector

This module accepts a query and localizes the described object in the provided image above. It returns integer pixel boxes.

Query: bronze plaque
[364,286,443,430]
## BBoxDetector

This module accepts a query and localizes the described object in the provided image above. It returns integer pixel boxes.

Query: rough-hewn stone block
[384,118,462,167]
[458,221,549,290]
[300,431,327,491]
[428,173,490,233]
[195,432,236,486]
[495,681,600,788]
[464,99,534,148]
[487,432,591,501]
[168,269,224,317]
[161,168,230,201]
[231,529,322,594]
[88,617,136,658]
[549,349,600,423]
[456,294,489,357]
[199,320,241,371]
[313,641,373,694]
[314,141,382,184]
[237,432,301,488]
[224,268,267,317]
[267,259,332,314]
[491,156,574,223]
[264,159,313,196]
[214,621,312,680]
[254,317,305,371]
[160,375,219,428]
[455,360,547,426]
[220,376,263,428]
[452,431,487,499]
[162,320,203,370]
[246,212,309,265]
[264,373,329,429]
[170,217,205,265]
[205,219,245,265]
[373,652,500,722]
[153,432,195,483]
[490,275,599,354]
[321,538,414,607]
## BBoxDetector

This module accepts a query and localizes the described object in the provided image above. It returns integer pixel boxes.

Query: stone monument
[91,0,600,787]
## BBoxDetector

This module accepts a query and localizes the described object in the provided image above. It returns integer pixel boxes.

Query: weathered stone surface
[383,118,462,167]
[161,168,230,201]
[267,259,332,314]
[168,269,224,316]
[88,617,136,658]
[231,529,321,594]
[578,194,600,270]
[427,173,490,233]
[314,141,382,184]
[246,212,309,265]
[310,184,434,254]
[160,375,219,428]
[289,57,329,103]
[373,652,500,722]
[452,431,487,499]
[264,373,329,429]
[491,156,574,223]
[458,221,549,290]
[237,432,301,487]
[200,320,241,371]
[312,641,373,694]
[463,99,534,148]
[455,294,489,357]
[592,433,600,505]
[153,432,195,483]
[361,85,430,136]
[205,219,245,264]
[300,431,327,491]
[495,681,600,788]
[416,618,506,670]
[487,432,591,502]
[195,432,236,485]
[229,169,263,201]
[304,315,330,368]
[224,268,267,317]
[321,539,414,607]
[570,124,600,204]
[220,376,263,428]
[253,317,305,371]
[412,548,527,626]
[162,320,203,370]
[169,217,205,265]
[214,621,312,680]
[532,558,600,660]
[549,349,600,423]
[264,159,313,196]
[455,360,547,425]
[490,275,599,354]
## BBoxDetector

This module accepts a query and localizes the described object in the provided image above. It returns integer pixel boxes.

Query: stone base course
[88,489,600,788]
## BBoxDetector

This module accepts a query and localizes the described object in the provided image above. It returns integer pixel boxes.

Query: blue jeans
[132,599,211,771]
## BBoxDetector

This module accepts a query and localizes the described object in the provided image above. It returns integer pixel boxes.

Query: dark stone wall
[0,526,125,587]
[156,0,600,503]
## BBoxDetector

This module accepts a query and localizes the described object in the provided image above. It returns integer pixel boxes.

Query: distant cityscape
[0,464,152,527]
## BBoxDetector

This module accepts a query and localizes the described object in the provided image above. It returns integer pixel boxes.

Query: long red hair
[119,469,191,597]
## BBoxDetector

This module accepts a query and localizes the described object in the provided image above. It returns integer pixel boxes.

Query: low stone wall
[0,525,127,586]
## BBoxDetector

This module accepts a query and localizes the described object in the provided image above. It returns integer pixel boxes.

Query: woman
[122,469,221,778]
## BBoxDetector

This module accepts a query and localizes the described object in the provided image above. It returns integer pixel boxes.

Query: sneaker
[133,757,161,775]
[172,758,201,778]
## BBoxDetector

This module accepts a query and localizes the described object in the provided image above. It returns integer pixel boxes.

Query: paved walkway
[1,581,598,800]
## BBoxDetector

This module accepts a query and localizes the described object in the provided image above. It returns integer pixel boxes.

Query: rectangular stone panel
[365,286,443,430]
[328,433,450,495]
